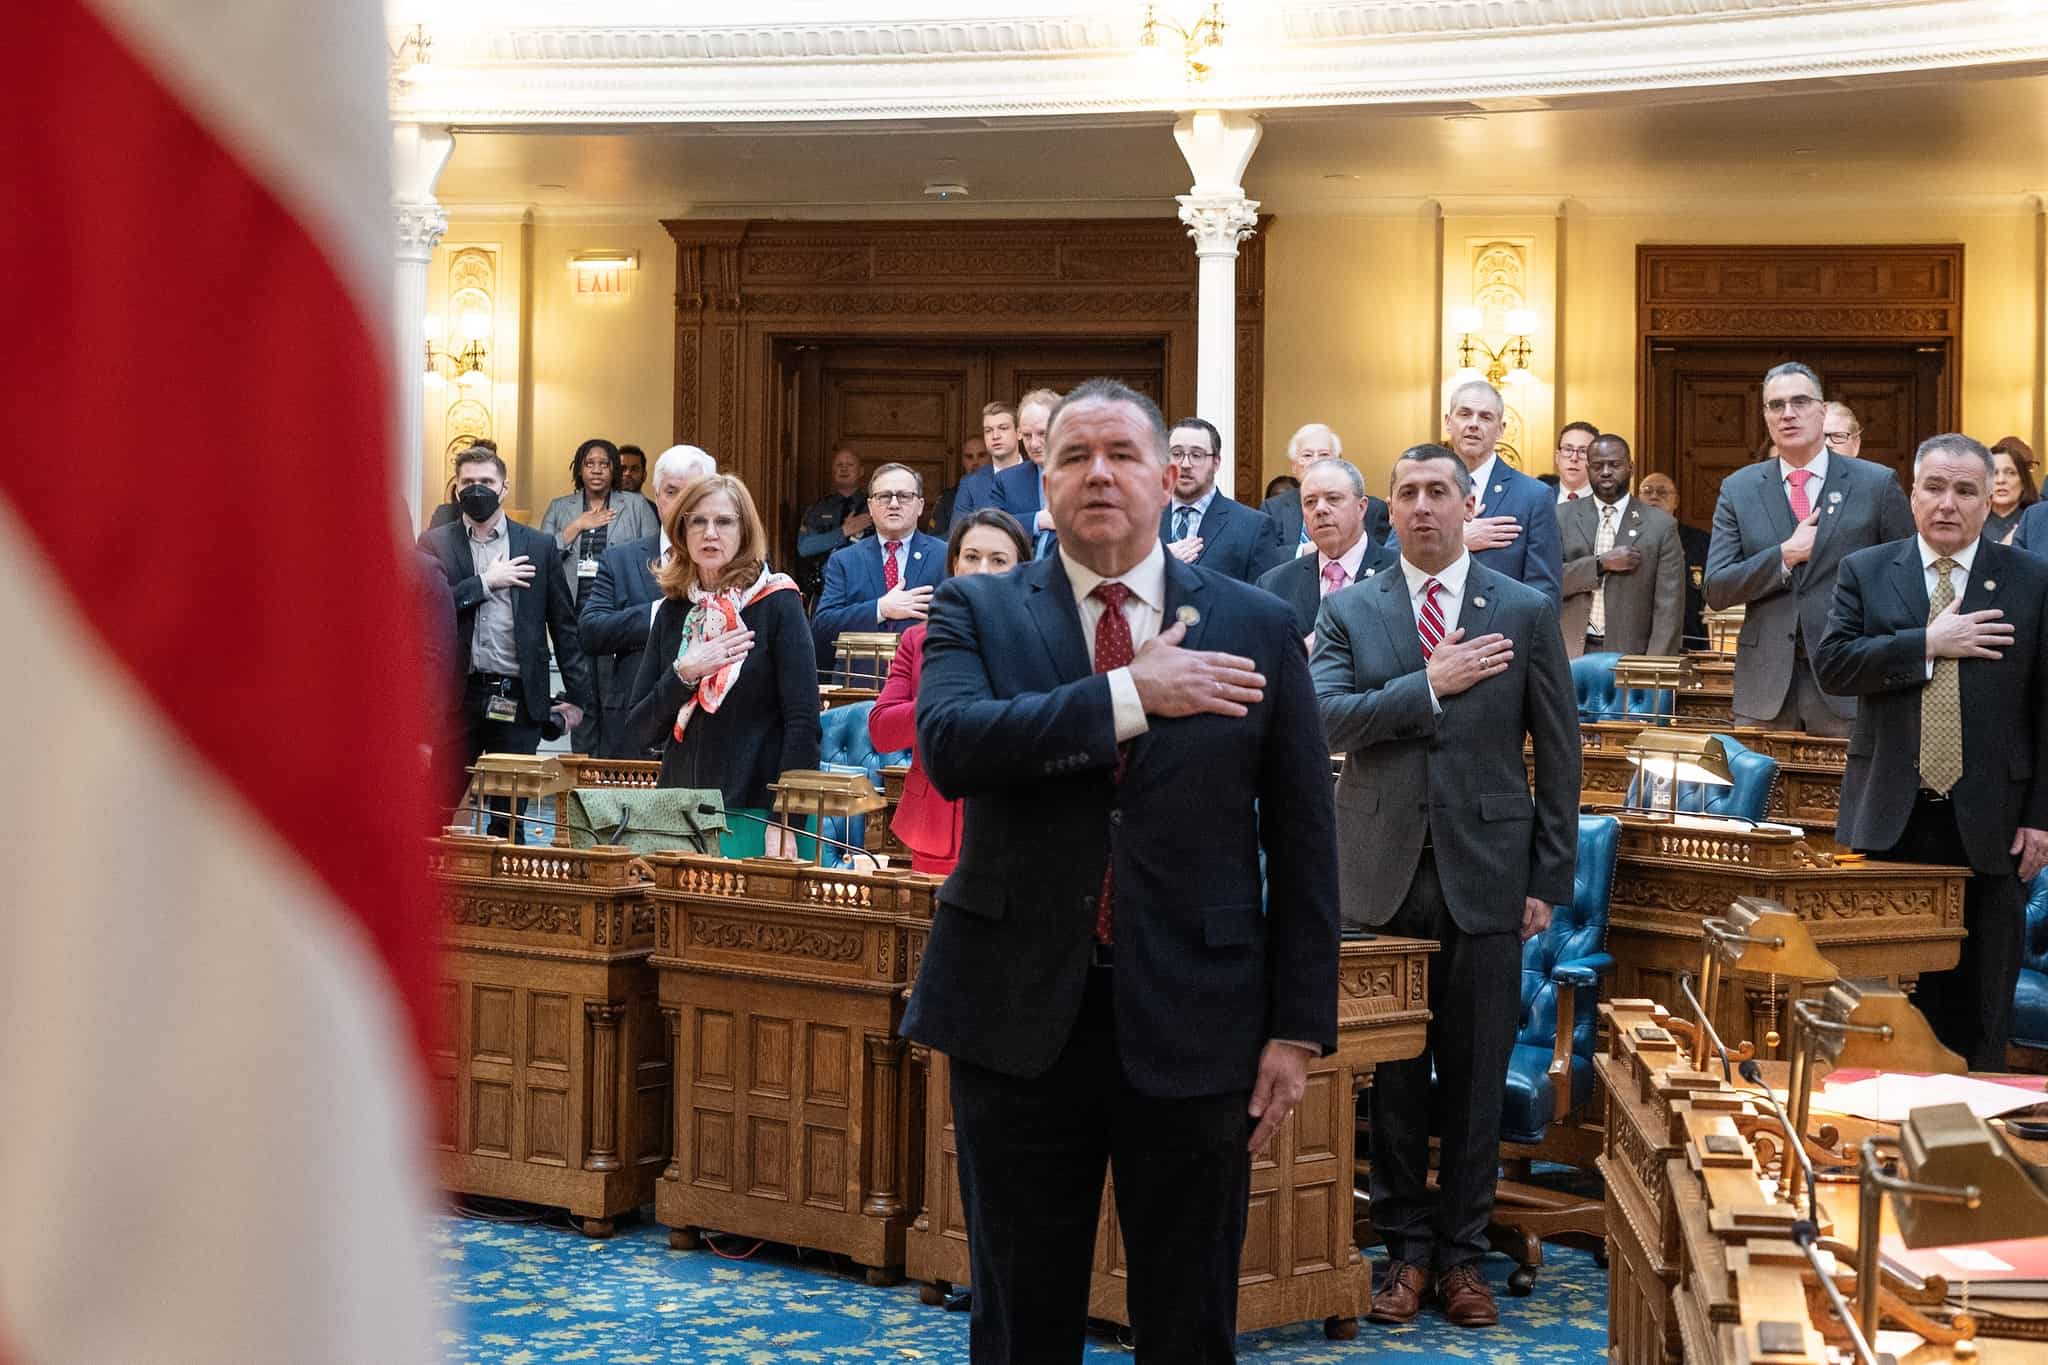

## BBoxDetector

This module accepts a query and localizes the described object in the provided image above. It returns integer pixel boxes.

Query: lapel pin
[1177,605,1201,629]
[1363,567,1376,579]
[1628,528,1639,538]
[1828,490,1843,504]
[1493,483,1505,495]
[1985,579,1998,592]
[1472,595,1487,609]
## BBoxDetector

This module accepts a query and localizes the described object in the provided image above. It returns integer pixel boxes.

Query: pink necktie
[1417,578,1445,660]
[1786,469,1816,520]
[1321,560,1347,597]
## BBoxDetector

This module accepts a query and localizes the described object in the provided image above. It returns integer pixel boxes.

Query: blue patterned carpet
[431,1212,1607,1362]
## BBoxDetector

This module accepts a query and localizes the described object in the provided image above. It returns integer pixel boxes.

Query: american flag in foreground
[0,2,438,1359]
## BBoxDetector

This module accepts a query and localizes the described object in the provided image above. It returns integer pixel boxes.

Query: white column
[1174,110,1262,474]
[392,122,454,527]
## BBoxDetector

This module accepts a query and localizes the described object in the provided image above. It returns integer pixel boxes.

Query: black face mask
[457,484,501,522]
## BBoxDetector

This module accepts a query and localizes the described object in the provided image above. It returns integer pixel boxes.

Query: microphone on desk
[1739,1057,1821,1243]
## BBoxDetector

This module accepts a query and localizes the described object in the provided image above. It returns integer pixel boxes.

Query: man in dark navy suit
[1160,416,1286,585]
[1256,456,1398,643]
[993,387,1062,559]
[949,401,1022,529]
[579,445,715,756]
[1443,379,1563,605]
[812,461,947,679]
[907,378,1339,1363]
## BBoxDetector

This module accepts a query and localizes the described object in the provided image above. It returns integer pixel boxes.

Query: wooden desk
[1603,999,2048,1362]
[645,854,941,1283]
[1561,722,1846,845]
[905,936,1436,1341]
[1678,652,1735,724]
[428,834,671,1235]
[864,764,912,862]
[1606,815,1965,1061]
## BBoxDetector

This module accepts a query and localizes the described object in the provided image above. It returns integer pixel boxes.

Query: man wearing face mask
[419,447,595,831]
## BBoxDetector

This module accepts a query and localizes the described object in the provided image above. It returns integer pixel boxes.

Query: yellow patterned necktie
[1920,557,1963,794]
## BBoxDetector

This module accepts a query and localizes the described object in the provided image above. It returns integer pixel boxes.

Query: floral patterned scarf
[672,564,800,742]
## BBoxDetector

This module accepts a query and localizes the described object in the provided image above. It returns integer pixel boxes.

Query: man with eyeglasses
[1160,416,1285,584]
[813,462,947,679]
[1705,361,1912,735]
[1823,402,1863,460]
[1553,422,1597,503]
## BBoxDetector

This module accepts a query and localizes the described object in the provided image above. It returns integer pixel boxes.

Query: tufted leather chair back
[1623,732,1778,822]
[1517,815,1619,1070]
[814,701,912,866]
[1572,652,1672,723]
[2015,871,2048,1049]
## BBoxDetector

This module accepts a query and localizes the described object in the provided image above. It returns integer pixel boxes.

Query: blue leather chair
[815,701,911,868]
[1622,732,1779,823]
[1489,814,1620,1293]
[1572,651,1672,724]
[2014,871,2048,1059]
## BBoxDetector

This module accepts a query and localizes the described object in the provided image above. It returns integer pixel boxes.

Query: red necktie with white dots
[882,540,901,591]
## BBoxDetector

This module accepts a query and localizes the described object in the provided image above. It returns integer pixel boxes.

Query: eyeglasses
[869,489,922,505]
[1823,430,1861,445]
[1168,447,1216,465]
[1556,445,1592,458]
[686,514,740,533]
[1763,395,1821,417]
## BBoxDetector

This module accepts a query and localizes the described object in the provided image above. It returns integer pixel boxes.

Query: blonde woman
[624,475,820,857]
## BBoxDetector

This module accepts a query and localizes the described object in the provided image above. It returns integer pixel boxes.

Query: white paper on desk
[1818,1072,2045,1122]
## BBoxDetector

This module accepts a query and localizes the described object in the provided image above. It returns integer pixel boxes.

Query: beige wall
[1563,208,2043,451]
[429,205,2045,518]
[425,218,676,522]
[1260,212,1440,494]
[1261,202,2045,495]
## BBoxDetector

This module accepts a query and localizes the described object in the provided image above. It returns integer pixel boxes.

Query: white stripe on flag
[0,532,437,1364]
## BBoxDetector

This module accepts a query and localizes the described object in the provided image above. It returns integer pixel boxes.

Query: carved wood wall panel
[666,218,1269,539]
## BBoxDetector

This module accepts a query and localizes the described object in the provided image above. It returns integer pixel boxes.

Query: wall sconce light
[1452,305,1537,387]
[424,311,488,388]
[1136,3,1227,80]
[388,23,431,85]
[569,251,638,272]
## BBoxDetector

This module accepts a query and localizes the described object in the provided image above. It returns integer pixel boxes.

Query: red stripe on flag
[1,4,434,1060]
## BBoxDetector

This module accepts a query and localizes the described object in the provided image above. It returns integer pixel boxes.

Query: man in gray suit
[1312,443,1580,1330]
[1705,361,1913,735]
[1559,434,1685,657]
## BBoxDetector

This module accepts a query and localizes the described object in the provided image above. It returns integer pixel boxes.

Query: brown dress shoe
[1436,1263,1500,1327]
[1366,1260,1431,1324]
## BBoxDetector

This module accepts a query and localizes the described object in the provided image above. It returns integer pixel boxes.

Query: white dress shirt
[1557,482,1589,504]
[1918,535,1979,676]
[1400,550,1472,713]
[1594,492,1632,524]
[1060,541,1167,743]
[1469,453,1500,515]
[650,529,674,628]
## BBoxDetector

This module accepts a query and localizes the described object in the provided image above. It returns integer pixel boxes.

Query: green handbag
[562,787,727,856]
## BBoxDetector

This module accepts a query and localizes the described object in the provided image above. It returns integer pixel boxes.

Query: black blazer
[623,587,823,810]
[1160,494,1287,585]
[1255,541,1401,639]
[417,517,594,721]
[903,553,1340,1099]
[1261,487,1393,560]
[1814,536,2048,873]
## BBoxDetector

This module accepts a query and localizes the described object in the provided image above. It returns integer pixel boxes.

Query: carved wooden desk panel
[1534,722,1846,844]
[1677,652,1735,724]
[864,765,911,862]
[1606,817,1963,1062]
[429,835,670,1233]
[646,855,940,1283]
[904,936,1434,1340]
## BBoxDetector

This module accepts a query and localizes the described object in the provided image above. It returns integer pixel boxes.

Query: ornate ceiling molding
[390,1,2048,126]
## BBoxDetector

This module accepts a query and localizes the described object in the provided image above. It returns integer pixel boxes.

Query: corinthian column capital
[1177,194,1260,258]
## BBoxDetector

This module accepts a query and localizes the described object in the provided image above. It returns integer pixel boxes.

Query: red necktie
[883,539,902,591]
[1567,490,1581,501]
[1417,577,1445,660]
[1786,469,1815,520]
[1090,582,1134,944]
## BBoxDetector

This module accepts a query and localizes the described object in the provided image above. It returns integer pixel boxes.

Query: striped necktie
[1417,578,1445,660]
